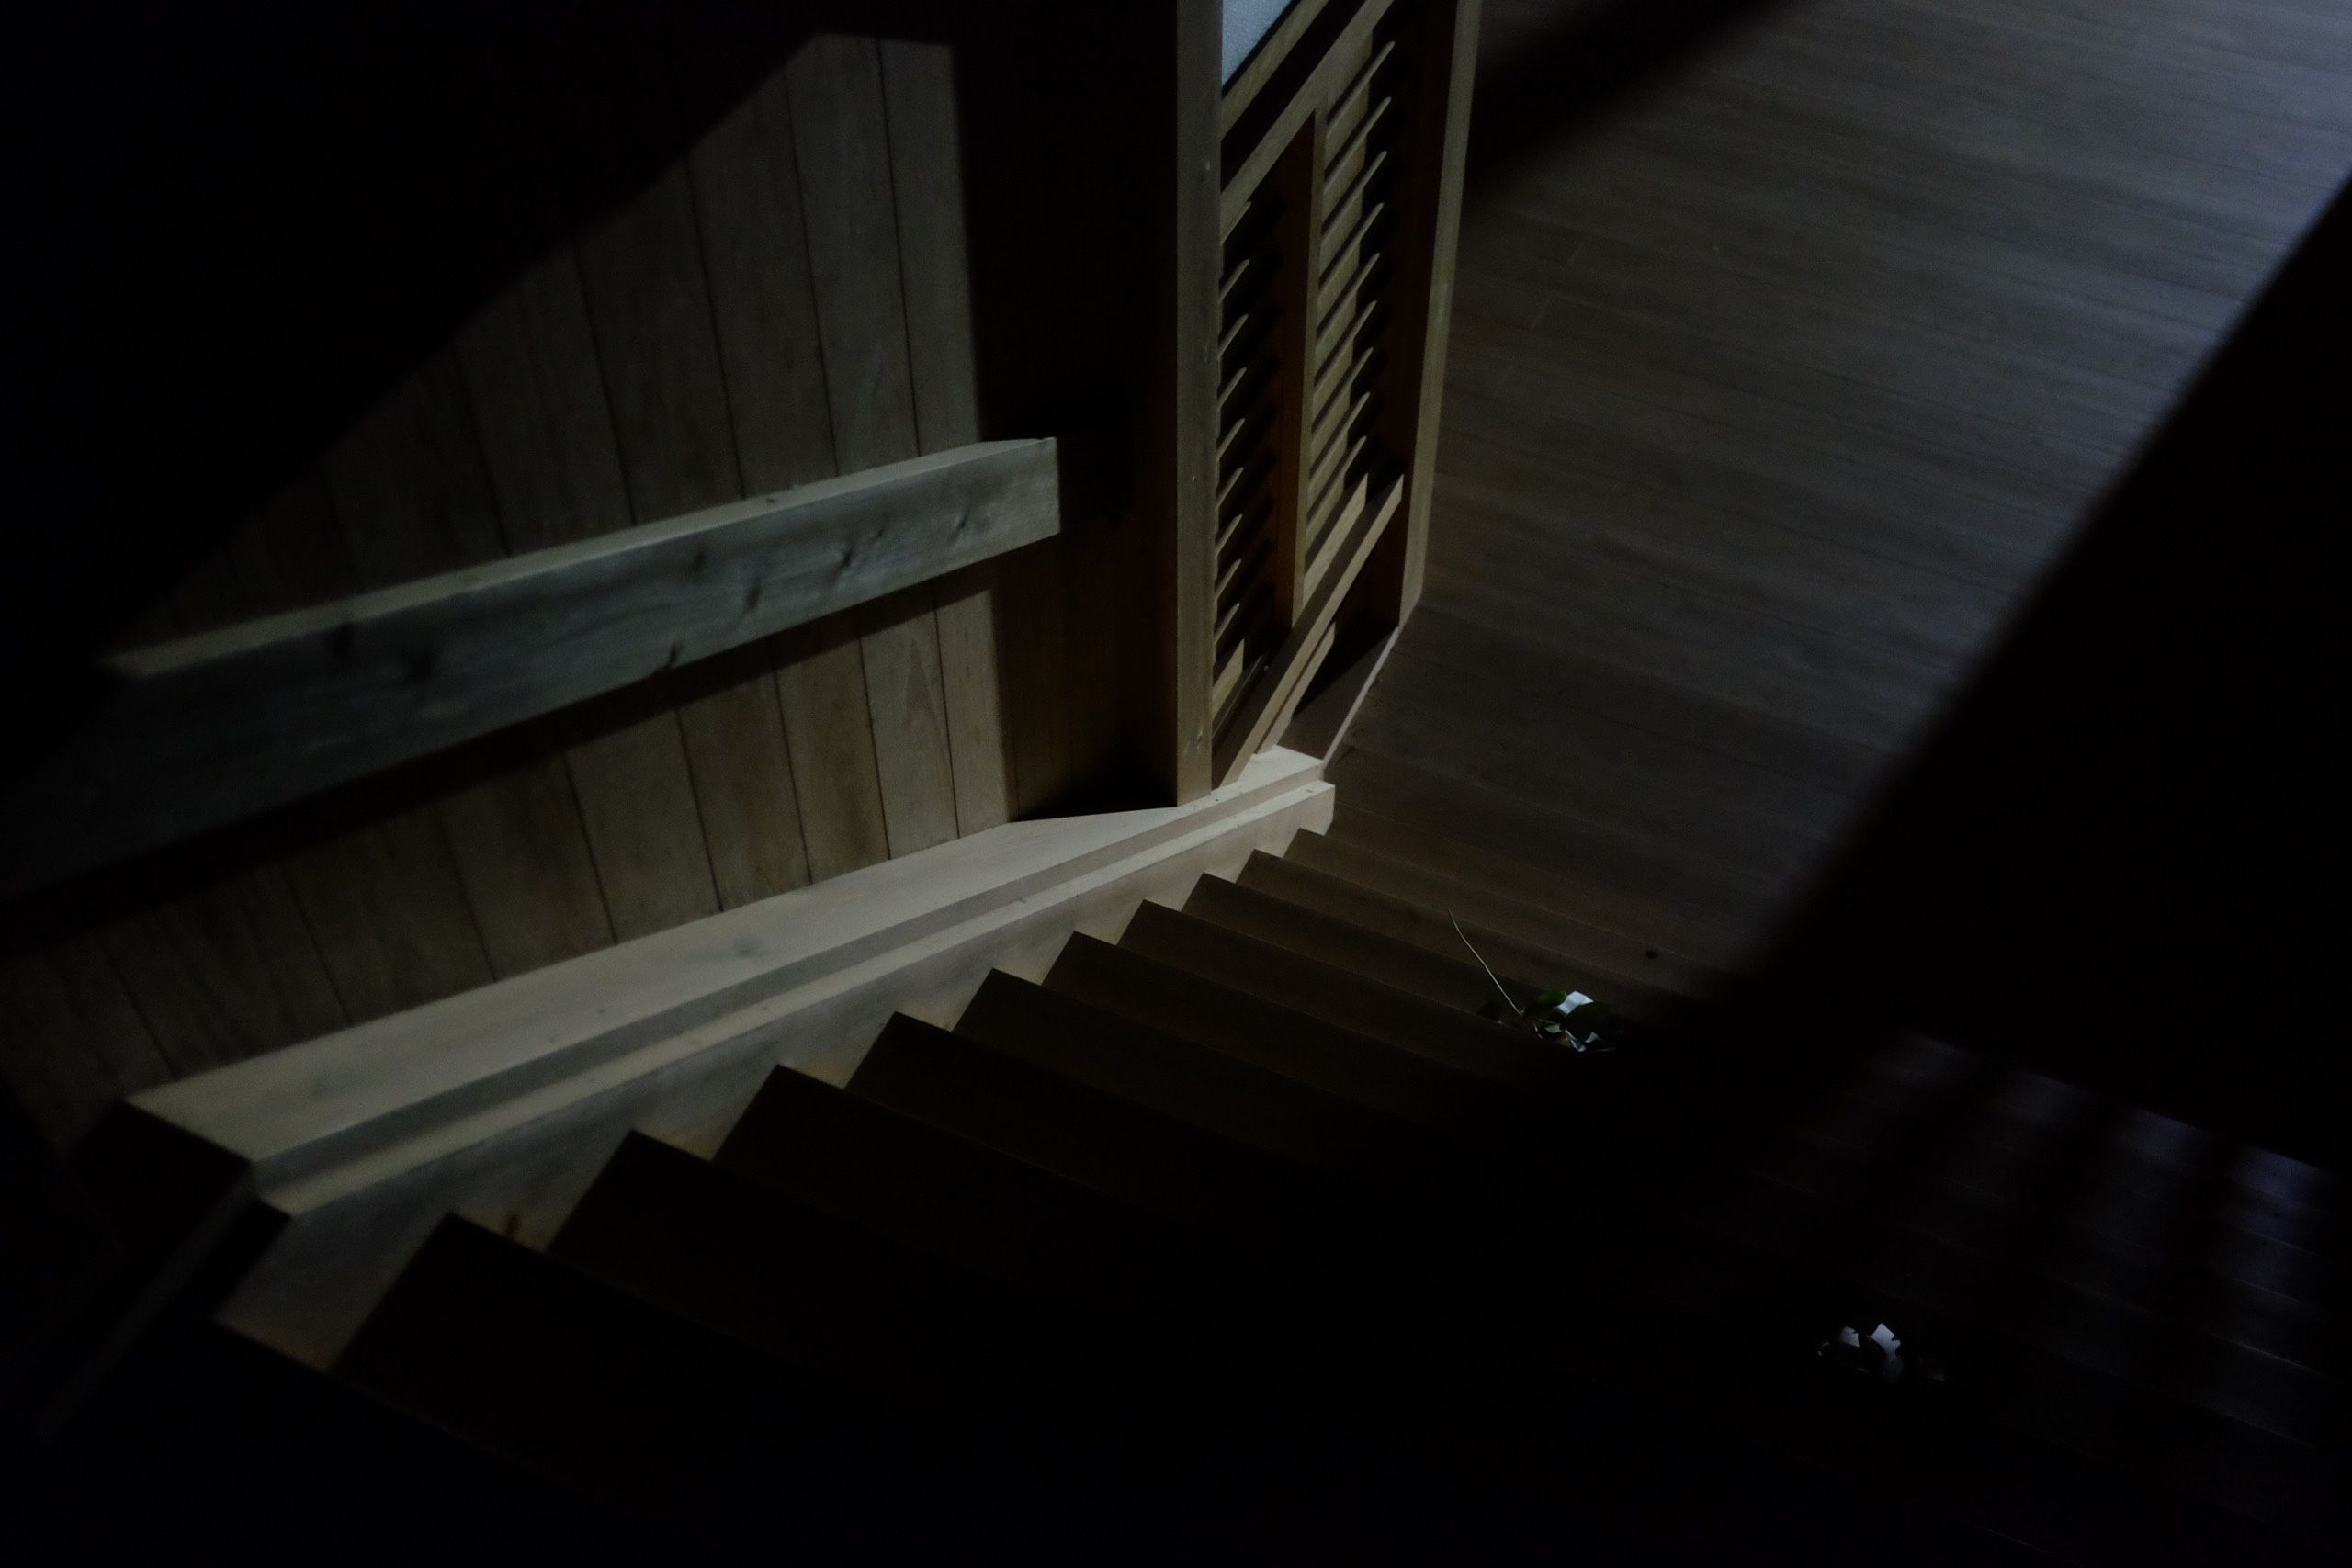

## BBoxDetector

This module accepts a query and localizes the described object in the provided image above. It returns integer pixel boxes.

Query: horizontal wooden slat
[1220,0,1345,134]
[3,440,1061,899]
[1320,37,1396,152]
[1216,473,1402,782]
[1222,0,1396,234]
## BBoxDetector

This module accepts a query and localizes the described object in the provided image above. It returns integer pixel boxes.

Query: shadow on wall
[1747,180,2352,1169]
[1,2,904,739]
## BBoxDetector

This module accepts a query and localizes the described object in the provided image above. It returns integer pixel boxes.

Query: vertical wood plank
[1272,116,1329,625]
[579,162,812,909]
[324,352,616,977]
[881,37,1011,836]
[856,587,961,854]
[0,939,170,1151]
[692,67,891,880]
[458,251,721,940]
[99,861,348,1075]
[1363,0,1479,624]
[995,540,1074,816]
[198,467,500,1026]
[789,33,961,858]
[929,567,1011,832]
[769,618,890,880]
[1168,0,1226,801]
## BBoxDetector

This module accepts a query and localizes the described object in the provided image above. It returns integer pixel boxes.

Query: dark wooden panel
[883,39,1012,837]
[579,161,809,914]
[788,33,959,858]
[322,354,614,980]
[458,251,719,941]
[690,66,890,885]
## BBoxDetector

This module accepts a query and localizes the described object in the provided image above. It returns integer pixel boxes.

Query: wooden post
[956,0,1223,808]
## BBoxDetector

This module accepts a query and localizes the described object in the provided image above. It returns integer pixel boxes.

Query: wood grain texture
[580,161,809,911]
[323,351,614,978]
[0,440,1057,900]
[0,939,171,1150]
[881,38,1010,836]
[689,67,889,887]
[770,616,891,881]
[789,34,959,856]
[1329,0,2352,974]
[458,251,718,941]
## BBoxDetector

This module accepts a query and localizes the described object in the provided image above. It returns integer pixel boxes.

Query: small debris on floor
[1817,1321,1947,1388]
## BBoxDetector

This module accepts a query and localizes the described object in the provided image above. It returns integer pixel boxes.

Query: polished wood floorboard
[1332,0,2352,974]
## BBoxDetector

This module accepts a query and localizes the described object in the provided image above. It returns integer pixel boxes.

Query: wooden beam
[3,440,1060,899]
[1215,471,1403,782]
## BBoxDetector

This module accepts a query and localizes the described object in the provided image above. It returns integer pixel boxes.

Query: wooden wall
[0,33,1085,1155]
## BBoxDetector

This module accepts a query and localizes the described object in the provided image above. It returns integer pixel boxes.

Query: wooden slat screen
[1211,0,1418,777]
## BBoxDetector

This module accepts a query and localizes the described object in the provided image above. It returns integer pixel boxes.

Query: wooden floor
[1329,0,2352,978]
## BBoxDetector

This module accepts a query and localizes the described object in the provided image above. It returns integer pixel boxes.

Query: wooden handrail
[1,438,1060,899]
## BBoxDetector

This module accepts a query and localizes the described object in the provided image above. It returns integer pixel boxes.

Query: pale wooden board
[856,585,960,856]
[580,161,810,910]
[882,39,1012,835]
[323,350,614,978]
[770,616,891,880]
[457,251,718,939]
[790,33,960,859]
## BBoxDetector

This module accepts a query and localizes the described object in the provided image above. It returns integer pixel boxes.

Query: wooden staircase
[16,824,2344,1564]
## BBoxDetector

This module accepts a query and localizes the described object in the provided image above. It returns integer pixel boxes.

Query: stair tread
[1240,846,1687,1021]
[1044,931,1513,1135]
[1119,897,1573,1092]
[1288,824,1729,1000]
[715,1066,1204,1320]
[851,1011,1371,1247]
[1185,870,1523,1017]
[954,968,1440,1189]
[549,1131,1122,1422]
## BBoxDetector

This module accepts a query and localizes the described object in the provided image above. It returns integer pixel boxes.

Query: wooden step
[1287,824,1727,1001]
[334,1215,996,1550]
[1116,898,1571,1093]
[548,1131,1169,1450]
[1041,931,1511,1137]
[850,1011,1373,1247]
[1184,867,1527,1017]
[714,1066,1205,1324]
[1238,847,1686,1021]
[952,969,1438,1190]
[17,1316,653,1559]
